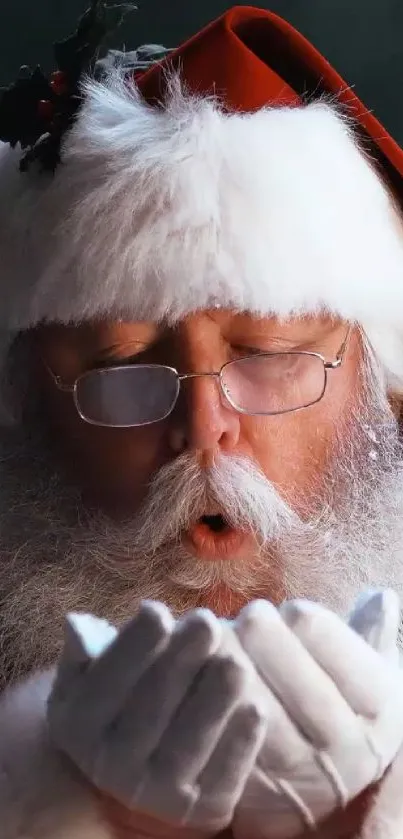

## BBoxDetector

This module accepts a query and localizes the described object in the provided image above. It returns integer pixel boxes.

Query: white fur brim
[0,71,403,333]
[1,70,403,404]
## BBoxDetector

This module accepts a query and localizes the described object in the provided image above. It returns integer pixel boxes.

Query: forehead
[37,312,342,351]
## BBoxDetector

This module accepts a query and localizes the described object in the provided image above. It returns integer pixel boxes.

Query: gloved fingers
[58,600,174,737]
[224,624,316,773]
[348,589,400,658]
[235,600,358,750]
[238,666,314,774]
[280,597,394,717]
[189,700,267,828]
[233,769,313,839]
[131,776,198,827]
[142,633,255,787]
[255,706,313,775]
[100,609,223,774]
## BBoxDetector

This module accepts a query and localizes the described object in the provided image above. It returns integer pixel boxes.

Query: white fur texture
[0,670,113,839]
[1,72,403,393]
[0,73,403,328]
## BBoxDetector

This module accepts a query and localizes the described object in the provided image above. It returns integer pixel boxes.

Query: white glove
[48,600,267,834]
[232,590,403,839]
[348,588,401,665]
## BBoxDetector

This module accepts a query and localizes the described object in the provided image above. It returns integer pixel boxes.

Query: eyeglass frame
[44,325,353,428]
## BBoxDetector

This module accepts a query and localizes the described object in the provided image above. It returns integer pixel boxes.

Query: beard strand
[1,359,403,686]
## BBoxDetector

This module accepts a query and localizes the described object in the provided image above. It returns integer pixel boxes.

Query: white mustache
[131,452,304,554]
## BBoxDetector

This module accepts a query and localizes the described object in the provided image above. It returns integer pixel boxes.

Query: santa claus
[1,3,403,838]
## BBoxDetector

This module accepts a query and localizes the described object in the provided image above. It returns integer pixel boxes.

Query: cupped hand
[232,590,403,839]
[48,601,267,836]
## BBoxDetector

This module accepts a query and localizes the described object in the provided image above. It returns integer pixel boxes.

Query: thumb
[348,589,400,663]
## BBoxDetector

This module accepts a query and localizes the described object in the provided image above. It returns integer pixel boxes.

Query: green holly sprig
[0,0,135,172]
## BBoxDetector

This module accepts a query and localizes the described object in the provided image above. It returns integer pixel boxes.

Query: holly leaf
[54,1,136,80]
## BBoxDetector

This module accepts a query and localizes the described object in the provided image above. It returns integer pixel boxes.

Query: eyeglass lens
[75,365,179,426]
[221,353,326,414]
[75,354,327,427]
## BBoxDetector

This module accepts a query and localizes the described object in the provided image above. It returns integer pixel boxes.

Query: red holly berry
[50,70,68,96]
[37,99,54,120]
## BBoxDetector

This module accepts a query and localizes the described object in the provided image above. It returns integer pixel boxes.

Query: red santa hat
[1,5,403,384]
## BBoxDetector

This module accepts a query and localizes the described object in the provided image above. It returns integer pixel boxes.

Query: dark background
[1,0,403,144]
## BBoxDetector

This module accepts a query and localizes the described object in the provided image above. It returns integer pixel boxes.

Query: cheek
[242,360,357,505]
[42,389,167,512]
[76,427,165,508]
[244,413,330,495]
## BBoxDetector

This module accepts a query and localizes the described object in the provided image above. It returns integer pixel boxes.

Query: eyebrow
[95,338,152,357]
[231,324,342,342]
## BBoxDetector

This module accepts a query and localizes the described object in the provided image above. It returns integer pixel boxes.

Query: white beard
[1,362,403,687]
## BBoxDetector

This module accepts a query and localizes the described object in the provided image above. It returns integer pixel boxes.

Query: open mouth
[182,511,248,560]
[199,513,228,533]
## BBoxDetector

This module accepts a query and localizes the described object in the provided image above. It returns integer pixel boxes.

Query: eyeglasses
[45,328,351,428]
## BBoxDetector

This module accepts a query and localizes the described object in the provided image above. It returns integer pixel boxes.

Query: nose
[168,372,241,462]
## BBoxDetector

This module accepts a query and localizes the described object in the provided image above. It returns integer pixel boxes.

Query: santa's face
[36,312,356,514]
[33,313,372,605]
[1,310,402,685]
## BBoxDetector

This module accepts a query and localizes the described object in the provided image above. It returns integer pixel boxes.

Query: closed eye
[94,343,155,368]
[230,345,268,357]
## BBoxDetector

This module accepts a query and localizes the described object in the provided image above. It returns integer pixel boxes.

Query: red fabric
[139,7,300,110]
[137,5,403,194]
